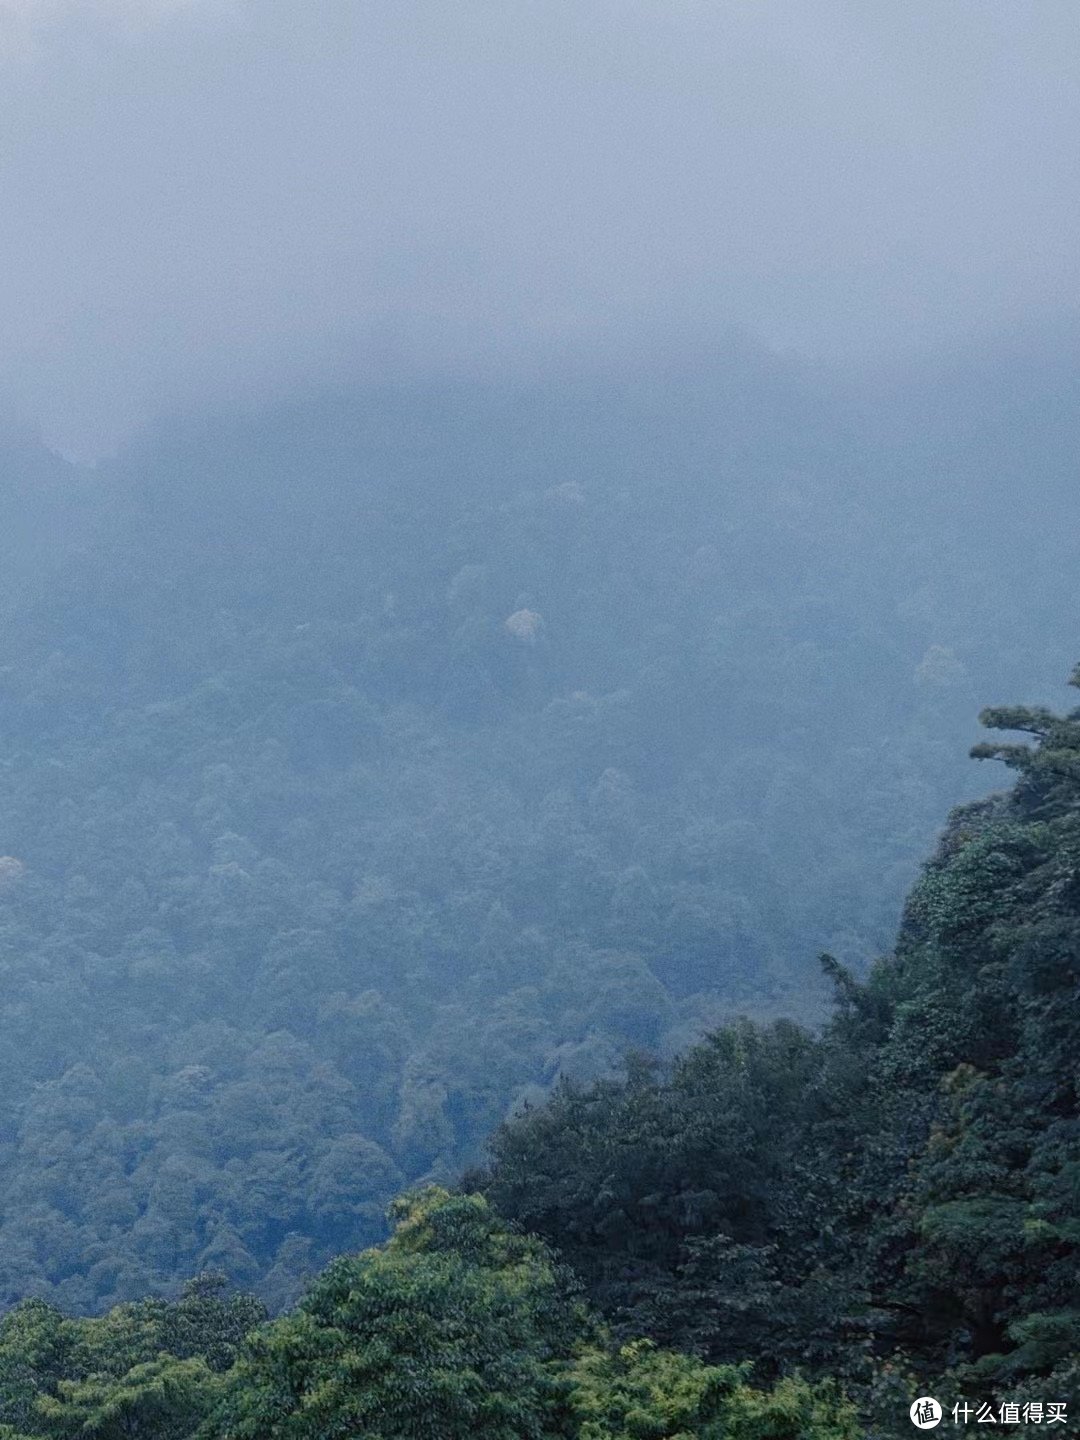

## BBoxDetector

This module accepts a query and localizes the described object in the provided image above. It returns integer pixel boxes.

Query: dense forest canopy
[477,671,1080,1427]
[0,1,1074,1431]
[0,338,1077,1314]
[0,1188,861,1439]
[0,673,1077,1436]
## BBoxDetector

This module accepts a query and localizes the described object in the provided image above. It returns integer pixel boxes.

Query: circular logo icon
[910,1397,942,1429]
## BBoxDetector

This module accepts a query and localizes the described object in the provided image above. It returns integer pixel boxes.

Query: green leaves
[0,1167,871,1440]
[0,1277,262,1440]
[567,1342,858,1440]
[479,668,1080,1425]
[36,1356,219,1440]
[205,1189,587,1440]
[480,1018,865,1375]
[199,1189,860,1440]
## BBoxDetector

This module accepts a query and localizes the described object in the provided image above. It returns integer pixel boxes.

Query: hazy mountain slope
[2,674,1077,1440]
[0,342,1074,1310]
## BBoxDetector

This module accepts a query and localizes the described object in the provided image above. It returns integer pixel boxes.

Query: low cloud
[0,0,222,53]
[0,1,1074,457]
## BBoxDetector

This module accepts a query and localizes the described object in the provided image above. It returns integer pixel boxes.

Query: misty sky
[0,0,1077,457]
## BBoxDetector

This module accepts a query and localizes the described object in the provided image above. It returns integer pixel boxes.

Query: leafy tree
[35,1356,218,1440]
[566,1341,858,1440]
[205,1188,587,1439]
[477,1021,863,1374]
[0,1278,261,1440]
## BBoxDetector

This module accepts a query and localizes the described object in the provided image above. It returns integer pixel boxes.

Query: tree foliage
[0,1276,260,1440]
[0,367,1072,1308]
[205,1188,586,1440]
[0,1192,860,1440]
[481,670,1080,1424]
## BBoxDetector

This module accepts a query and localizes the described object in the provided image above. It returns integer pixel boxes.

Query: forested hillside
[0,672,1076,1437]
[0,1189,860,1440]
[0,342,1077,1310]
[479,675,1080,1428]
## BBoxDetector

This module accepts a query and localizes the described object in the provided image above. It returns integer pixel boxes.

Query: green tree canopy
[206,1187,588,1440]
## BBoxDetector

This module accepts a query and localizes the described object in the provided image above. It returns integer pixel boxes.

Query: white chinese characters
[948,1400,1067,1426]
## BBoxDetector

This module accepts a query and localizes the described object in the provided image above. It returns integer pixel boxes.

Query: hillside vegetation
[480,673,1080,1426]
[0,674,1075,1435]
[0,347,1076,1309]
